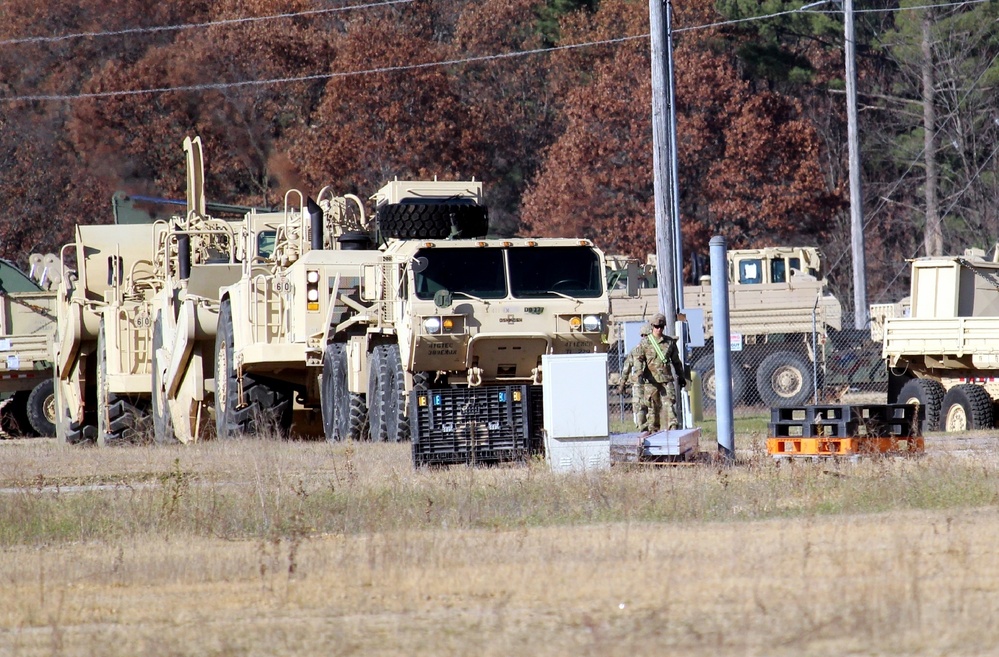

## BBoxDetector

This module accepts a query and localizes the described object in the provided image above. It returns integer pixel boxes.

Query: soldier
[618,323,650,429]
[634,312,685,435]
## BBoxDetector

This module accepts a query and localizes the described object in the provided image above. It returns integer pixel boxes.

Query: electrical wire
[1,0,990,103]
[0,34,647,103]
[0,0,413,47]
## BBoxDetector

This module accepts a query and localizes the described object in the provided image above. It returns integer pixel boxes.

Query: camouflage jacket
[619,348,643,386]
[635,334,683,385]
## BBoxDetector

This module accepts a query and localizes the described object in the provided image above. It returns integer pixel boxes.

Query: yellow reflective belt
[647,335,667,363]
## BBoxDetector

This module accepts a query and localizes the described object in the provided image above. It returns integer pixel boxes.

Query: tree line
[0,0,996,309]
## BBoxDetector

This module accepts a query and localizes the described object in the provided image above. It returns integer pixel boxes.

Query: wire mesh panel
[410,385,540,466]
[607,310,889,423]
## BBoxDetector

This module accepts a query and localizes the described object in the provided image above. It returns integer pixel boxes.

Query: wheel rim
[945,404,968,432]
[216,342,228,417]
[42,393,56,424]
[771,366,804,398]
[702,371,717,401]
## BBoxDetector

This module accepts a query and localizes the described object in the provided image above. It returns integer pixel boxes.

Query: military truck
[609,246,846,407]
[217,178,610,465]
[149,136,246,444]
[0,256,60,436]
[882,247,999,432]
[53,216,159,445]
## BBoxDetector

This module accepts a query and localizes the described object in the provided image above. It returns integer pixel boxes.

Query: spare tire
[377,202,488,239]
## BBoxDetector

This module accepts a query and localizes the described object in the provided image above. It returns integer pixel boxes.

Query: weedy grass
[0,430,997,656]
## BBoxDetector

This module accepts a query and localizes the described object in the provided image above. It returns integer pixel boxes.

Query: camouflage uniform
[619,325,650,429]
[634,314,684,433]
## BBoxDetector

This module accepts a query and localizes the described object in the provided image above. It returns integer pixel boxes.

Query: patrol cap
[650,313,667,328]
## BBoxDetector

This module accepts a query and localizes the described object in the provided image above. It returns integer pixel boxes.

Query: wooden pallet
[767,435,924,459]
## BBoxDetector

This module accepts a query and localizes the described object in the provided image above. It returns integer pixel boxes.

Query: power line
[2,0,988,103]
[0,0,413,47]
[675,0,990,33]
[0,34,647,103]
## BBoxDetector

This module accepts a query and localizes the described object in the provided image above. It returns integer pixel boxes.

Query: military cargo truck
[0,257,59,436]
[609,246,845,407]
[882,248,999,432]
[217,178,610,466]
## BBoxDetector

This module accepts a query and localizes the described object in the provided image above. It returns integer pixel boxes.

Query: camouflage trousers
[638,381,677,433]
[631,383,647,430]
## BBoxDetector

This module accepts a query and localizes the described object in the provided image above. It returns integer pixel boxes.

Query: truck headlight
[306,269,320,311]
[582,315,601,332]
[424,317,442,334]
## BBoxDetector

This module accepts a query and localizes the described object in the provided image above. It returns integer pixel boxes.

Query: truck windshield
[508,246,603,298]
[738,259,763,284]
[414,248,506,300]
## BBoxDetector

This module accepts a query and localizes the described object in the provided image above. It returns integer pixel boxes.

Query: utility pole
[649,0,678,333]
[665,0,686,349]
[845,0,869,329]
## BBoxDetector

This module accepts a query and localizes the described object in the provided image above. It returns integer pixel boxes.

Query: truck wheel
[940,384,994,432]
[376,203,489,239]
[896,378,945,433]
[56,368,95,445]
[755,352,814,407]
[367,343,410,442]
[26,379,56,437]
[215,300,292,439]
[693,353,745,409]
[321,343,367,442]
[97,322,150,447]
[1,390,35,436]
[150,314,177,445]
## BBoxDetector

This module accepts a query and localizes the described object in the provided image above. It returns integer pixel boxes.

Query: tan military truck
[53,218,158,445]
[882,247,999,432]
[0,256,60,436]
[216,178,610,466]
[149,136,244,444]
[212,175,377,440]
[609,246,844,407]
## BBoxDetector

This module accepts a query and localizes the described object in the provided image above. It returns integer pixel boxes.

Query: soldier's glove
[677,377,686,390]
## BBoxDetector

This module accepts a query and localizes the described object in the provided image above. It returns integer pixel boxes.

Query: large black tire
[755,351,814,407]
[896,378,945,433]
[97,322,150,447]
[214,300,292,440]
[1,390,34,436]
[150,314,177,445]
[940,384,994,432]
[694,353,746,409]
[366,343,410,442]
[376,202,488,240]
[56,361,97,445]
[26,379,56,437]
[321,343,369,442]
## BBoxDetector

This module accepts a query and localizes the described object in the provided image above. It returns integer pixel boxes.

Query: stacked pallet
[767,404,924,459]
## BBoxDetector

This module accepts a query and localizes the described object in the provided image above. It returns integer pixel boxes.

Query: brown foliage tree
[522,0,838,265]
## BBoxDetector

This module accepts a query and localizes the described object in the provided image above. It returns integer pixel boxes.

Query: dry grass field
[1,428,998,656]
